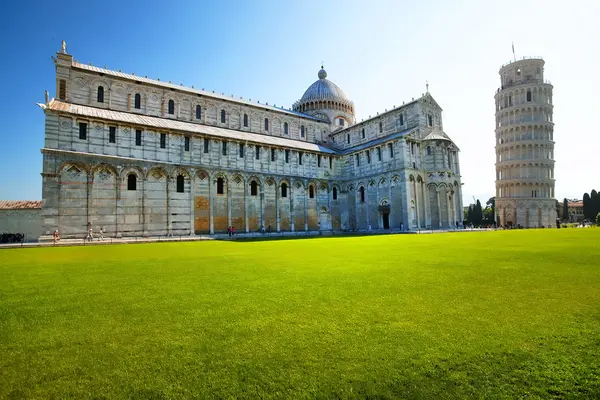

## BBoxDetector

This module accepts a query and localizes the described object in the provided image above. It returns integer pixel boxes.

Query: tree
[597,212,600,226]
[562,198,569,221]
[583,192,591,220]
[474,200,483,226]
[485,197,495,221]
[591,190,599,220]
[467,205,473,225]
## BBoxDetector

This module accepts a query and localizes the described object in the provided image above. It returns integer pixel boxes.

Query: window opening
[127,174,137,191]
[79,122,87,140]
[176,175,184,193]
[109,126,116,143]
[217,177,224,195]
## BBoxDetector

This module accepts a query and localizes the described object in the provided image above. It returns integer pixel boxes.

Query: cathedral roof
[299,68,350,103]
[40,100,337,155]
[422,130,452,141]
[0,200,42,210]
[71,62,323,122]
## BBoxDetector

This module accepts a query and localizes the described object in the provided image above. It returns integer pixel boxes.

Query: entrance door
[382,213,390,229]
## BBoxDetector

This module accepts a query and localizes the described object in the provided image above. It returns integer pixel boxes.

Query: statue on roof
[45,90,49,105]
[61,40,67,54]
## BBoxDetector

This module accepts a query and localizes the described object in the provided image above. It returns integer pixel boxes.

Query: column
[209,175,214,234]
[166,176,170,235]
[355,188,359,230]
[365,186,370,229]
[414,180,420,229]
[290,178,295,232]
[422,182,430,228]
[276,181,280,232]
[447,189,453,228]
[141,176,146,236]
[244,177,249,233]
[260,183,265,230]
[326,182,331,230]
[388,174,392,228]
[227,182,232,229]
[406,179,412,231]
[436,188,442,229]
[304,181,308,232]
[86,173,92,231]
[376,182,381,229]
[189,170,195,236]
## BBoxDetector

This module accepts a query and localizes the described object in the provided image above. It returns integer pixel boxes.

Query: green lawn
[1,230,600,399]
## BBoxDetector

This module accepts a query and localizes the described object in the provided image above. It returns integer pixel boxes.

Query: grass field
[1,230,600,399]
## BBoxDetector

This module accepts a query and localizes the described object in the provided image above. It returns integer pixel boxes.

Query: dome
[299,68,349,103]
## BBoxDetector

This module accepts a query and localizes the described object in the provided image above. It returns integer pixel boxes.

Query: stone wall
[0,209,42,242]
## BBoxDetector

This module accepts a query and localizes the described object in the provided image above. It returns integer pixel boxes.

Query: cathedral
[38,42,464,239]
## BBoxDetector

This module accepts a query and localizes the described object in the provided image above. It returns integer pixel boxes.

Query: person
[368,224,372,232]
[99,227,104,241]
[227,226,231,237]
[400,223,404,232]
[53,229,59,244]
[261,225,265,234]
[231,226,235,236]
[87,228,93,242]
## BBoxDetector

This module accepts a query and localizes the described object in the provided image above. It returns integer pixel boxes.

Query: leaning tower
[494,57,556,228]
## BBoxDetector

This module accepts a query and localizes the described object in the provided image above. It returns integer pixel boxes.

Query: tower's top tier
[498,58,547,90]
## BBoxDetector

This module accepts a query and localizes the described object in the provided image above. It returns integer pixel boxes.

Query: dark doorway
[382,213,390,229]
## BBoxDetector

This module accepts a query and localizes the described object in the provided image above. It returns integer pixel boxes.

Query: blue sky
[0,0,598,204]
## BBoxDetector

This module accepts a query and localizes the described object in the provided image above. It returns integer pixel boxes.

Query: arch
[146,166,167,180]
[58,161,89,175]
[283,121,288,135]
[97,86,104,103]
[134,93,141,109]
[358,185,366,203]
[220,109,226,123]
[168,99,175,115]
[280,182,288,198]
[264,118,269,131]
[196,105,202,119]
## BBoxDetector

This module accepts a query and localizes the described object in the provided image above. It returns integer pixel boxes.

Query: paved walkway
[0,228,493,249]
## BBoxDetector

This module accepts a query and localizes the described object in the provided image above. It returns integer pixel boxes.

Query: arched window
[426,146,431,155]
[301,125,305,137]
[526,90,532,102]
[379,122,383,133]
[168,99,175,115]
[176,174,184,193]
[359,186,365,203]
[309,185,315,199]
[127,174,137,191]
[97,86,104,103]
[284,122,288,135]
[333,187,338,200]
[243,114,248,127]
[220,109,226,123]
[361,128,365,139]
[134,93,141,109]
[250,181,258,196]
[264,118,269,131]
[281,183,287,198]
[196,105,201,119]
[217,177,224,195]
[400,114,404,125]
